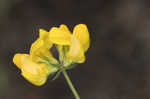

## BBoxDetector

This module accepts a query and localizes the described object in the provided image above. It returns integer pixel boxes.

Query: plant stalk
[62,69,80,99]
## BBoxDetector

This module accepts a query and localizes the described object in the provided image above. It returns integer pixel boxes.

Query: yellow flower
[13,29,58,86]
[30,29,58,64]
[13,54,57,86]
[13,24,90,86]
[49,24,90,63]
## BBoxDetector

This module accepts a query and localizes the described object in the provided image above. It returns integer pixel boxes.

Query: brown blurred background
[1,0,150,99]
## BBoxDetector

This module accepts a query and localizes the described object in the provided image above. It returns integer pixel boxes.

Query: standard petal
[67,35,85,63]
[49,27,71,45]
[30,29,52,57]
[40,29,52,47]
[39,29,49,39]
[59,24,71,33]
[73,24,90,52]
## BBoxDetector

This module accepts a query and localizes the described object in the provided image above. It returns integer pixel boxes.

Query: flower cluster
[13,24,90,86]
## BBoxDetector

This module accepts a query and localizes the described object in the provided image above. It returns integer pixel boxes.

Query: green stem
[62,69,80,99]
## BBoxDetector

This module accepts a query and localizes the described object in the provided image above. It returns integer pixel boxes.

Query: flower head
[13,24,90,86]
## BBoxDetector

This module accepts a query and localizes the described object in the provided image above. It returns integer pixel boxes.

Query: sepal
[52,70,62,81]
[65,63,78,70]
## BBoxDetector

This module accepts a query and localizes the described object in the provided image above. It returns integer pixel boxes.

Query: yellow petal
[30,38,45,61]
[39,29,49,39]
[22,69,47,86]
[13,54,47,86]
[30,38,44,56]
[13,53,57,86]
[49,27,71,45]
[29,38,58,64]
[30,29,52,57]
[39,29,52,47]
[59,24,71,32]
[13,53,29,69]
[19,54,53,86]
[73,24,90,52]
[67,35,85,63]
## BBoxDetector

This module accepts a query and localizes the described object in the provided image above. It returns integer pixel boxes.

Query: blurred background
[1,0,150,99]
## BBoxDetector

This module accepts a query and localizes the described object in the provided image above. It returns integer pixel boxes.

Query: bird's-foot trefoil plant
[13,24,90,99]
